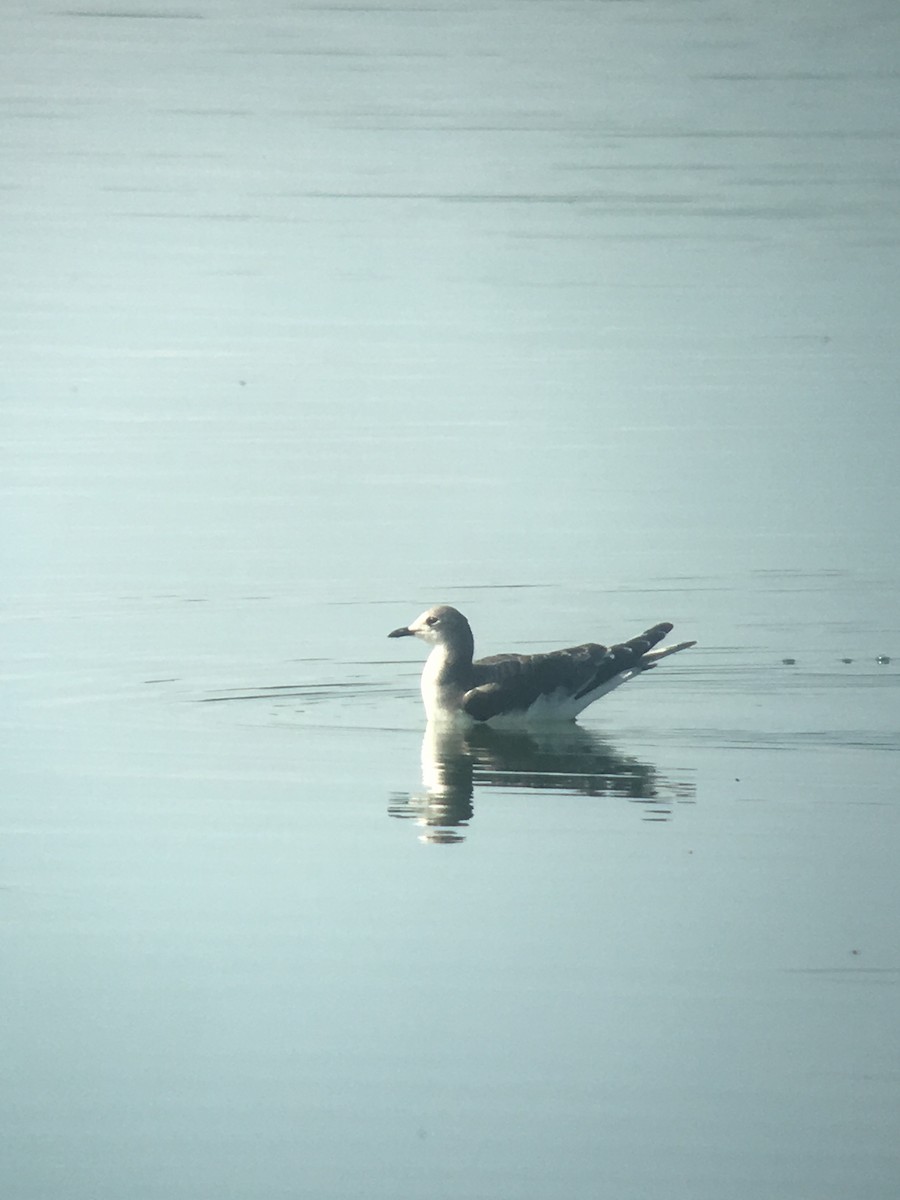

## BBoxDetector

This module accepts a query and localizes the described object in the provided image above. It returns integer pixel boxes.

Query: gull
[388,605,695,724]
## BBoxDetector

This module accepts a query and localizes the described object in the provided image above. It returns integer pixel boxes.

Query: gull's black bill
[388,625,413,638]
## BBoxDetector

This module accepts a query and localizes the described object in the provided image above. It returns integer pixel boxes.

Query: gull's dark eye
[425,614,438,626]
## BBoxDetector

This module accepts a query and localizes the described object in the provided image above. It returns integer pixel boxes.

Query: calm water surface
[3,2,900,1198]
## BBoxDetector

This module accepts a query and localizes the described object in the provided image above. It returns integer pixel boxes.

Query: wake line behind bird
[388,605,695,725]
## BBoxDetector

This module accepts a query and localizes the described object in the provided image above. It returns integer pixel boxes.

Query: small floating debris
[781,657,796,665]
[876,655,891,665]
[841,658,853,664]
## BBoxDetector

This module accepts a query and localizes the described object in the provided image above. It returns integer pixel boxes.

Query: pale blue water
[3,2,900,1198]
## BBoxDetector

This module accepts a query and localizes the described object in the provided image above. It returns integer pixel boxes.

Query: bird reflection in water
[388,723,694,843]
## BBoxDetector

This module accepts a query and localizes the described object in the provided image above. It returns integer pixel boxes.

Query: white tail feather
[642,640,697,665]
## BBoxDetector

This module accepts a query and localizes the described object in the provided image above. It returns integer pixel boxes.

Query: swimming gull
[388,605,695,724]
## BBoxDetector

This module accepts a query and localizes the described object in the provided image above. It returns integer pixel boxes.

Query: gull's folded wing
[461,623,678,723]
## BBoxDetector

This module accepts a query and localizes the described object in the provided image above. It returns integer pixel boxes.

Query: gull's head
[388,604,471,648]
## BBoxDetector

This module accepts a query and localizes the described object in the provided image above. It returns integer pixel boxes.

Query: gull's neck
[421,633,474,722]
